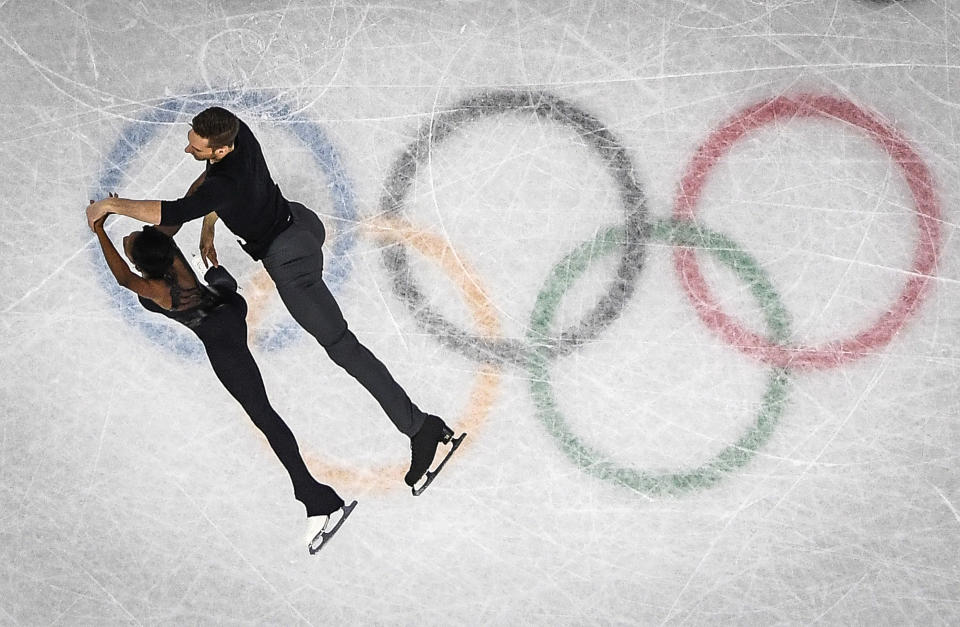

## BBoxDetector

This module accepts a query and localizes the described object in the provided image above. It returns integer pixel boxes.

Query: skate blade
[308,500,358,555]
[411,433,466,496]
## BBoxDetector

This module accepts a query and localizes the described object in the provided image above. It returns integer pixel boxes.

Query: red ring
[672,93,941,369]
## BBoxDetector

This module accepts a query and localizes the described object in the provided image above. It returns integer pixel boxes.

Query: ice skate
[305,500,358,555]
[405,415,466,496]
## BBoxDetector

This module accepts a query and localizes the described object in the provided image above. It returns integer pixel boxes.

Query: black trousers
[196,290,342,518]
[260,202,426,437]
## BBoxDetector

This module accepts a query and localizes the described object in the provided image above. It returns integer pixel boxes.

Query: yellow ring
[262,216,503,494]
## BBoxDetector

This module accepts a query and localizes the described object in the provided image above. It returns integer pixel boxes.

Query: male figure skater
[86,107,463,494]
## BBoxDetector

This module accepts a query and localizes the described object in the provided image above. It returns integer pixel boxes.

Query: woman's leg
[199,300,343,517]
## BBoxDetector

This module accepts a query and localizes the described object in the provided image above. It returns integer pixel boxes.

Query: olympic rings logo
[90,87,942,496]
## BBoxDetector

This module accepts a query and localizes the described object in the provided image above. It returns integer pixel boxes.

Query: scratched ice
[1,0,959,624]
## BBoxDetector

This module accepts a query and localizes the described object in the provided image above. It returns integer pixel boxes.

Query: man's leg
[262,205,426,437]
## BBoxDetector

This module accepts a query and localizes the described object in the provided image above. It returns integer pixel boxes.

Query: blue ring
[90,87,358,359]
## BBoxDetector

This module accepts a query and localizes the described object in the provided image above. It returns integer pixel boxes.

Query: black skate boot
[404,415,466,496]
[308,484,345,518]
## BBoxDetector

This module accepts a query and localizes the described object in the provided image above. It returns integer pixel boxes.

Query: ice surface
[1,0,959,624]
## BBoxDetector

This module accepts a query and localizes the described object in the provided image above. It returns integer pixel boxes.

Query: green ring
[526,219,791,495]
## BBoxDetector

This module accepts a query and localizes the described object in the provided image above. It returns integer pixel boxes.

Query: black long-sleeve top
[160,119,293,259]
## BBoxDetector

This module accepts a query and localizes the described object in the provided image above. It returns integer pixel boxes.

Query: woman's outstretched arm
[91,207,170,307]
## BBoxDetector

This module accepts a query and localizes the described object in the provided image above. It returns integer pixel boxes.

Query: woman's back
[139,256,235,330]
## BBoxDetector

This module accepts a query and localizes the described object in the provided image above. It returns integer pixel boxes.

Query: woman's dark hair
[129,226,177,279]
[191,106,239,149]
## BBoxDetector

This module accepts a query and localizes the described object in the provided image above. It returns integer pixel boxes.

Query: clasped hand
[87,193,119,231]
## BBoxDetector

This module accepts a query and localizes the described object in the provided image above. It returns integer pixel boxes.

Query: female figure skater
[91,201,355,554]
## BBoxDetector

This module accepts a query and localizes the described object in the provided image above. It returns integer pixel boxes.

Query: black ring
[378,90,650,366]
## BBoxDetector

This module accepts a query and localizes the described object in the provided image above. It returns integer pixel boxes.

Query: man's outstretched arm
[86,197,161,231]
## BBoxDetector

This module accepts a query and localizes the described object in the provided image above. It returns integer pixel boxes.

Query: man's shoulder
[231,117,262,156]
[236,117,255,141]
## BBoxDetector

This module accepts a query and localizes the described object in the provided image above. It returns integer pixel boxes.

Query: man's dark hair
[191,107,239,149]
